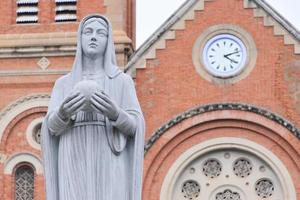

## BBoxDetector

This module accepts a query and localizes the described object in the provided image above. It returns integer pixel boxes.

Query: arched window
[16,0,39,24]
[15,165,34,200]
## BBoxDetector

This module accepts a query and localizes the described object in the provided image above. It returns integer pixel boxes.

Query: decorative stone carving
[255,179,274,198]
[202,159,222,178]
[181,180,200,199]
[215,189,241,200]
[37,57,50,70]
[233,158,252,178]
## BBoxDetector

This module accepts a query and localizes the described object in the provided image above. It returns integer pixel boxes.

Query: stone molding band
[145,103,300,153]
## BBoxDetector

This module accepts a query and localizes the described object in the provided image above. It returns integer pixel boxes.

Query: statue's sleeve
[105,74,143,154]
[110,107,137,136]
[47,111,70,136]
[46,76,72,136]
[42,77,65,200]
[111,75,141,135]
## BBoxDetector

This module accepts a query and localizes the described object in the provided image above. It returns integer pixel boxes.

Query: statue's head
[70,14,120,85]
[81,17,108,59]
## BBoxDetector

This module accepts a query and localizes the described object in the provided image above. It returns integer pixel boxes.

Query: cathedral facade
[0,0,299,199]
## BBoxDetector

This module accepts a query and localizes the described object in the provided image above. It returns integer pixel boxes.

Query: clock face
[202,34,247,78]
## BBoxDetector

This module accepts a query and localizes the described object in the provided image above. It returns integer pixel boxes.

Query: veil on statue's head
[70,14,121,86]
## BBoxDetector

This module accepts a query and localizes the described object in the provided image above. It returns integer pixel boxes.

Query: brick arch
[142,105,300,200]
[145,103,300,152]
[0,107,47,150]
[4,152,43,175]
[0,94,49,145]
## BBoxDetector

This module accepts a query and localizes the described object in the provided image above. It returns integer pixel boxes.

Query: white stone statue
[42,14,145,200]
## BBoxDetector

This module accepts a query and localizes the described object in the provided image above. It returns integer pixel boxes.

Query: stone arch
[145,103,300,152]
[142,104,300,200]
[160,137,296,200]
[0,94,50,143]
[4,152,43,175]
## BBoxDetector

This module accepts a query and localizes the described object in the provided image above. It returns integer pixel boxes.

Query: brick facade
[133,0,300,199]
[0,0,299,199]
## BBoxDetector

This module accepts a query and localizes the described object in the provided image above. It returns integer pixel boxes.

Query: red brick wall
[0,0,106,34]
[0,107,47,200]
[142,111,300,200]
[0,0,299,199]
[136,0,300,139]
[135,0,300,198]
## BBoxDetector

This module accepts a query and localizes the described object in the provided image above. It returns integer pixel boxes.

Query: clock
[202,34,247,78]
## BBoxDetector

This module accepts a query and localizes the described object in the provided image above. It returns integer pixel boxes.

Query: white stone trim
[244,0,300,54]
[0,31,132,58]
[0,69,69,76]
[26,117,44,150]
[0,94,50,143]
[4,152,43,175]
[126,0,206,77]
[160,137,296,200]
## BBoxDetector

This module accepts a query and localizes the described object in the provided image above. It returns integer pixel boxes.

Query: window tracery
[15,165,34,200]
[173,149,283,200]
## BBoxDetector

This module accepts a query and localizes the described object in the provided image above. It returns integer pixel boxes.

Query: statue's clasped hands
[58,90,120,121]
[90,91,120,121]
[58,92,85,120]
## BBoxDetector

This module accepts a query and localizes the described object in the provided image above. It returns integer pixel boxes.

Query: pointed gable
[126,0,300,76]
[129,0,300,139]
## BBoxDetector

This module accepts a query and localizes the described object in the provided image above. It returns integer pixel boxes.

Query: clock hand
[224,56,238,64]
[224,51,240,57]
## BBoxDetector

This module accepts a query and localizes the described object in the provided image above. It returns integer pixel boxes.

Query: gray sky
[136,0,300,47]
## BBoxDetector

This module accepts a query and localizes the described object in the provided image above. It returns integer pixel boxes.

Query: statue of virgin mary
[42,14,145,200]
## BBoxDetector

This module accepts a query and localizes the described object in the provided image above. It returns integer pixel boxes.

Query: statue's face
[81,20,108,58]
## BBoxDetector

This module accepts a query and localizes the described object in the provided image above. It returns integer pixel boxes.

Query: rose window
[255,179,274,198]
[170,149,284,200]
[202,159,222,178]
[233,158,252,178]
[181,180,200,199]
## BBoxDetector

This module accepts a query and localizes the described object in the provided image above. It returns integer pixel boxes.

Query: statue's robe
[42,14,145,200]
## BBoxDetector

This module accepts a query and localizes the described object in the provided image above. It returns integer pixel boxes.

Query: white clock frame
[192,24,257,84]
[202,34,247,78]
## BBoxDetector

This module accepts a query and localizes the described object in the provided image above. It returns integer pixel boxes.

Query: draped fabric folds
[41,14,145,200]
